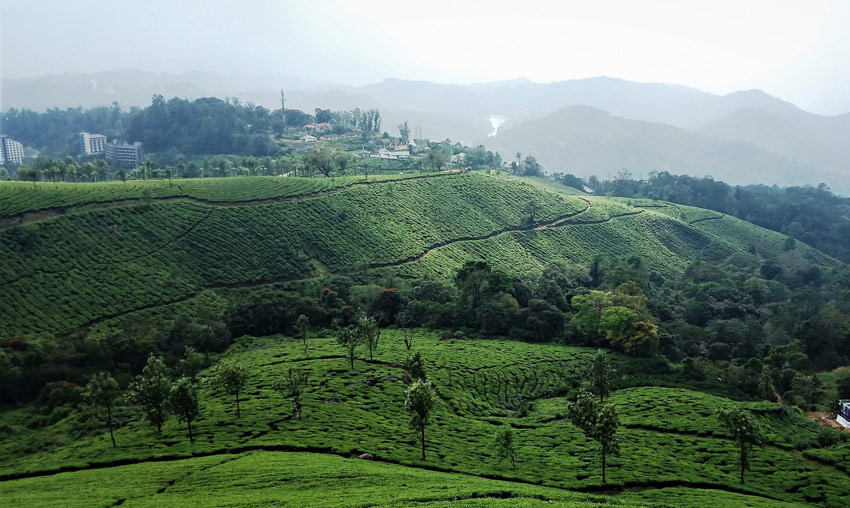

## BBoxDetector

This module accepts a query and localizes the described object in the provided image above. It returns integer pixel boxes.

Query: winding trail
[0,172,459,230]
[54,205,652,338]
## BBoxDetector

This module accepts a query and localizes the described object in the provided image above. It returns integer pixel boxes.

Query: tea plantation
[0,172,833,341]
[0,331,843,507]
[1,173,846,507]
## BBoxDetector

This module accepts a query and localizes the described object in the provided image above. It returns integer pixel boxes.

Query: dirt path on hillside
[52,202,654,338]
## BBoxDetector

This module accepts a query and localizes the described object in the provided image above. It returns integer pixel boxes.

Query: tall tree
[397,311,413,350]
[336,325,360,369]
[295,314,310,355]
[718,407,764,484]
[357,315,379,361]
[589,349,614,402]
[568,390,620,483]
[398,121,410,143]
[169,377,199,442]
[178,346,205,380]
[214,363,249,418]
[129,355,172,433]
[493,423,517,469]
[84,372,121,448]
[273,368,310,419]
[405,379,435,460]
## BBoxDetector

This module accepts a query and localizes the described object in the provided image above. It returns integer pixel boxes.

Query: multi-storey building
[0,135,24,165]
[80,132,108,155]
[105,140,145,169]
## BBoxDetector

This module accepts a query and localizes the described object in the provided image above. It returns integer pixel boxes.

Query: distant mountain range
[2,70,848,192]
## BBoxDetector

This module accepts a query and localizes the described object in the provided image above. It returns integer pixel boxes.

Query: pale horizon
[2,0,850,115]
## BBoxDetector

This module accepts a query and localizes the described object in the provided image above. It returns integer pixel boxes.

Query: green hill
[0,172,833,342]
[0,332,840,507]
[1,172,846,507]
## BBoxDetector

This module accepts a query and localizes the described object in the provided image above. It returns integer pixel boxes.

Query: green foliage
[492,423,517,468]
[405,378,435,460]
[83,372,120,447]
[213,363,248,419]
[718,406,764,484]
[128,355,172,433]
[357,315,379,361]
[568,390,620,483]
[588,349,613,402]
[295,314,310,355]
[402,352,426,382]
[169,377,199,442]
[178,346,206,380]
[336,325,360,369]
[273,368,310,419]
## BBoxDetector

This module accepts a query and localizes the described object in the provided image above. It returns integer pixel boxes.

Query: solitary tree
[398,121,410,144]
[179,346,205,380]
[405,379,435,460]
[295,314,310,354]
[589,349,614,402]
[595,404,620,484]
[718,407,764,484]
[215,363,249,418]
[568,390,620,483]
[397,311,413,350]
[129,355,172,433]
[522,200,541,226]
[170,377,199,442]
[274,368,310,418]
[84,372,121,447]
[357,315,379,361]
[337,325,361,369]
[403,352,427,382]
[493,423,517,469]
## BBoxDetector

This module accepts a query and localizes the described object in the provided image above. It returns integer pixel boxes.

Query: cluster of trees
[554,171,850,263]
[79,347,312,446]
[507,152,543,177]
[0,97,386,161]
[1,103,131,156]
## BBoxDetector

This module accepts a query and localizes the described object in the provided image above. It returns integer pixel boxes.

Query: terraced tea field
[0,331,844,507]
[0,173,833,342]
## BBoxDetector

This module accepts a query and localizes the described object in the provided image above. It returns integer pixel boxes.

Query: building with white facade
[0,135,24,165]
[105,140,145,169]
[80,132,108,155]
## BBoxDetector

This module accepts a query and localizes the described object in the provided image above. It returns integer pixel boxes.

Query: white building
[105,140,145,169]
[299,135,318,143]
[0,135,24,164]
[370,149,410,160]
[80,132,108,155]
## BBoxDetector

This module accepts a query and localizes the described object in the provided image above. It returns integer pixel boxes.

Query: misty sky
[2,0,850,114]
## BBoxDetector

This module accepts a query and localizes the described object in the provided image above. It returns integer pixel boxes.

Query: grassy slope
[0,173,834,341]
[1,331,846,507]
[0,173,435,216]
[0,451,809,508]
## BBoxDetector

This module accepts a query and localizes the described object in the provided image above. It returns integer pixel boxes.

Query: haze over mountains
[2,70,848,192]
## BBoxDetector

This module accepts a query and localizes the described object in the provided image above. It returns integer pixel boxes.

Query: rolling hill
[0,172,835,342]
[0,172,847,507]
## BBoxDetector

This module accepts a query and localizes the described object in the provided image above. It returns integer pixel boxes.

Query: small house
[838,400,850,428]
[299,135,318,143]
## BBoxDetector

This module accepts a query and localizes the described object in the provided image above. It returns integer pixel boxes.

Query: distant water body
[488,115,506,137]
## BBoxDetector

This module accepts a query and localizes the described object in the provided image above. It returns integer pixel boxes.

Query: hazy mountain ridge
[2,71,848,190]
[487,105,839,189]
